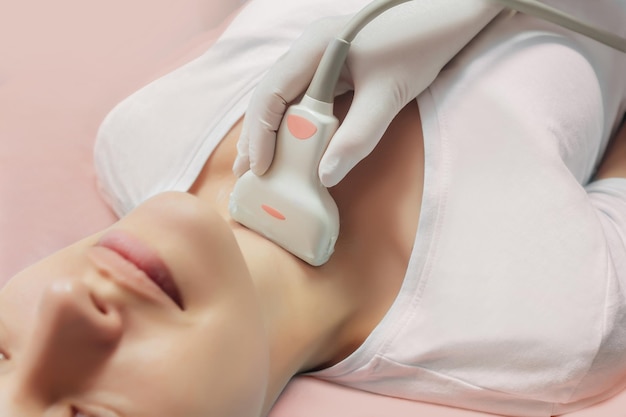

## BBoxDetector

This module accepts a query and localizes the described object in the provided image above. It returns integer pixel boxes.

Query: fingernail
[319,161,339,188]
[232,155,247,177]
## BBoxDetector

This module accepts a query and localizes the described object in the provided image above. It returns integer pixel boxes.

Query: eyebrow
[0,316,11,360]
[99,398,130,417]
[0,294,17,344]
[0,315,8,339]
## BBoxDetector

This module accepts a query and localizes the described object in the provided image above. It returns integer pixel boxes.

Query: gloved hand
[234,0,503,187]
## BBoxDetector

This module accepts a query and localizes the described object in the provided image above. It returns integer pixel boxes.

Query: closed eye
[0,317,11,362]
[73,407,98,417]
[72,405,121,417]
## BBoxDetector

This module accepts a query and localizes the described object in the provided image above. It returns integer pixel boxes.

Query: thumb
[319,86,402,187]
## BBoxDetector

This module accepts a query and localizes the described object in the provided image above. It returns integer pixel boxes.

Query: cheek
[0,280,40,351]
[99,306,268,417]
[160,309,269,417]
[120,192,253,309]
[1,275,42,321]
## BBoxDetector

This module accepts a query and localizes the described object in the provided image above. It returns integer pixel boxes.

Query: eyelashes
[72,406,95,417]
[0,320,10,362]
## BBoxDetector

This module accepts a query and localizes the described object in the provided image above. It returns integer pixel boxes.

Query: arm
[595,117,626,180]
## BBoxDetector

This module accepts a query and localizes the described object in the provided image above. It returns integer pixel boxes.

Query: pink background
[1,1,624,415]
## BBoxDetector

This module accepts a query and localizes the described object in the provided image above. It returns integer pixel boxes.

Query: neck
[187,113,368,415]
[231,225,355,415]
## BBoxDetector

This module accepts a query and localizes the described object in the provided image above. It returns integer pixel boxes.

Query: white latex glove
[234,0,504,187]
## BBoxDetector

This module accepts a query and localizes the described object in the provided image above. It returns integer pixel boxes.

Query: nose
[15,278,123,401]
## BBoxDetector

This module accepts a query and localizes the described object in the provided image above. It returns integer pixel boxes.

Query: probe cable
[306,0,626,104]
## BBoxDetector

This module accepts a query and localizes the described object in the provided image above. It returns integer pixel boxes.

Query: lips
[95,230,184,309]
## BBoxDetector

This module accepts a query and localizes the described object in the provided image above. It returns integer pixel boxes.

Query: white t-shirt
[94,1,626,416]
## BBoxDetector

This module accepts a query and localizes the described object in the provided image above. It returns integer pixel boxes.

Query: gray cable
[336,0,414,43]
[306,0,411,102]
[306,0,626,103]
[491,0,626,53]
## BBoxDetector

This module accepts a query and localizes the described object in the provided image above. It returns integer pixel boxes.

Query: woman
[1,0,625,416]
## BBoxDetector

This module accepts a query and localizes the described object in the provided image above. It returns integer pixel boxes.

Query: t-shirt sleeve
[585,178,626,266]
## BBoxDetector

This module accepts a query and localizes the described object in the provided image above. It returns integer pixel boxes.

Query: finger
[244,19,344,175]
[319,84,401,187]
[246,91,286,175]
[232,154,250,177]
[232,120,252,177]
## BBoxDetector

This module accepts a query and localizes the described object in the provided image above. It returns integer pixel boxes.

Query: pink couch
[2,2,624,416]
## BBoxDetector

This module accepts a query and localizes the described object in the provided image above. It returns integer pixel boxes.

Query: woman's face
[0,192,269,417]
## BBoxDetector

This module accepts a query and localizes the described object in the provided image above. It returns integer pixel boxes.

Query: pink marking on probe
[287,115,317,139]
[262,204,286,220]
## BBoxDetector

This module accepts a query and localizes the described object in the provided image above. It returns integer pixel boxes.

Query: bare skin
[0,93,425,417]
[1,84,624,416]
[190,93,425,413]
[595,117,626,181]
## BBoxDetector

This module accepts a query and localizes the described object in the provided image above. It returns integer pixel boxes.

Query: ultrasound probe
[229,0,626,266]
